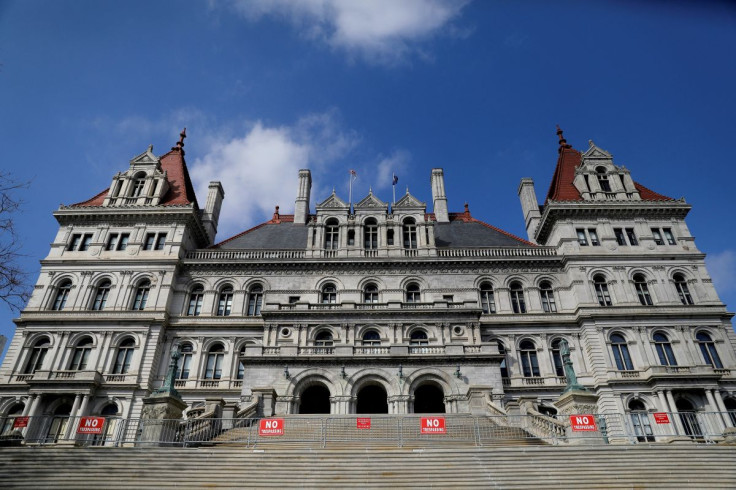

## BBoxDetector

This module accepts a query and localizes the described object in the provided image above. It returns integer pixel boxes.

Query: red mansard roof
[70,147,198,207]
[544,144,673,203]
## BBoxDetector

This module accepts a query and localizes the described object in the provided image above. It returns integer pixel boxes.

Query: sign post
[420,417,446,434]
[77,416,106,435]
[258,418,284,436]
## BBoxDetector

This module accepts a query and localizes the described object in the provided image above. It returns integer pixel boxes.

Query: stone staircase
[1,444,735,488]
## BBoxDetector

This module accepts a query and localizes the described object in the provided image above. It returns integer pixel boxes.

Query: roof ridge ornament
[172,128,186,155]
[556,125,572,154]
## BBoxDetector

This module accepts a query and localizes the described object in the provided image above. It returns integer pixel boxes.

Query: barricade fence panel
[0,412,732,448]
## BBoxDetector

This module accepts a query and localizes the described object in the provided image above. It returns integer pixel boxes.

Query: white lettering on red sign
[653,412,670,424]
[258,418,284,436]
[13,416,29,428]
[420,417,446,434]
[356,418,371,430]
[77,416,105,434]
[569,415,598,432]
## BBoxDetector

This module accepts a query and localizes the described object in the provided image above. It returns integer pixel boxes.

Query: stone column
[655,390,669,412]
[78,395,91,417]
[22,395,36,416]
[665,390,686,436]
[705,389,727,430]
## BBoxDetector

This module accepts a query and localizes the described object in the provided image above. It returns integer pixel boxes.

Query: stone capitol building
[1,128,734,441]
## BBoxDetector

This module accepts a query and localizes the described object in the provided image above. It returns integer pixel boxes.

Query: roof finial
[172,128,187,155]
[272,205,280,222]
[556,125,571,153]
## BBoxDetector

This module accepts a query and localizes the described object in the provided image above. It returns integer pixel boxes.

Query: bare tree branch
[0,171,31,312]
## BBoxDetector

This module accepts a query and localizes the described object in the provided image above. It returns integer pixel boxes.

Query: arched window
[24,338,50,374]
[204,343,224,380]
[539,281,556,313]
[132,280,150,310]
[315,331,334,347]
[725,398,736,426]
[405,283,420,303]
[696,332,723,368]
[176,344,193,380]
[236,346,245,380]
[593,274,612,306]
[187,285,204,316]
[362,330,381,346]
[69,337,93,371]
[596,166,611,192]
[551,339,564,377]
[629,400,654,442]
[498,341,508,379]
[403,218,417,249]
[610,334,634,371]
[653,332,677,366]
[324,219,339,250]
[112,338,135,374]
[363,283,378,303]
[247,285,263,316]
[509,281,526,313]
[633,273,653,305]
[52,280,72,310]
[364,218,378,249]
[217,285,234,316]
[518,340,540,377]
[410,330,428,346]
[92,281,111,311]
[321,283,337,304]
[479,282,496,314]
[674,274,694,305]
[1,403,25,436]
[130,173,146,197]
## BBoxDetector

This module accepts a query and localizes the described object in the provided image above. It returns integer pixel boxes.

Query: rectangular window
[143,233,156,251]
[663,228,676,245]
[79,234,93,251]
[288,296,300,304]
[67,234,82,251]
[576,229,588,246]
[614,228,626,246]
[387,229,394,246]
[443,295,454,302]
[651,228,664,245]
[588,229,600,246]
[106,233,119,251]
[117,233,130,250]
[155,233,167,250]
[625,228,638,246]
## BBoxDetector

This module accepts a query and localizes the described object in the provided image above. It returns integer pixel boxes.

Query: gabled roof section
[354,189,388,211]
[69,130,198,208]
[544,127,674,203]
[316,191,349,210]
[393,189,425,210]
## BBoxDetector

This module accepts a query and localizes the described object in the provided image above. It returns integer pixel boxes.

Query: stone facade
[0,130,735,432]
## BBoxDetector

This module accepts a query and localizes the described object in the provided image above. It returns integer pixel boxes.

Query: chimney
[518,178,541,243]
[430,168,449,223]
[294,169,312,224]
[202,181,225,245]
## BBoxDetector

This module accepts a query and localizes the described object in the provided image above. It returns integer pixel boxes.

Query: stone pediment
[393,190,426,210]
[354,190,388,212]
[581,141,614,164]
[316,191,349,210]
[130,145,161,168]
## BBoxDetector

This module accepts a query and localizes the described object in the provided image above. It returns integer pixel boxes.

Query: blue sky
[1,0,735,358]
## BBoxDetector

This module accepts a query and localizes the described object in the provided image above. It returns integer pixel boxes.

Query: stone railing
[298,346,335,355]
[104,373,137,384]
[354,346,391,355]
[236,399,259,419]
[437,247,557,258]
[408,346,445,355]
[187,250,306,260]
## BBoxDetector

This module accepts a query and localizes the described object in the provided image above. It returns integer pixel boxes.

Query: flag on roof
[392,174,399,185]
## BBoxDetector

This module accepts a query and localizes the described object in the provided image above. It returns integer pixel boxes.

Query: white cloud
[706,249,736,294]
[190,112,360,238]
[227,0,471,64]
[375,150,411,190]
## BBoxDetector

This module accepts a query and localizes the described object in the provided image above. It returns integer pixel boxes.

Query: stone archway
[413,383,446,414]
[299,384,331,414]
[356,384,388,414]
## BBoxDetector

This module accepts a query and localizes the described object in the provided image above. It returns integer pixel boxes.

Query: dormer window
[130,173,146,197]
[325,219,339,250]
[596,167,611,192]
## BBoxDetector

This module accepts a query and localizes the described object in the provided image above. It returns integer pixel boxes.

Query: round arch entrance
[299,384,331,414]
[356,384,388,414]
[413,383,446,413]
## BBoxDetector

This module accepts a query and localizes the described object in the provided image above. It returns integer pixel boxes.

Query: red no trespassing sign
[569,414,598,432]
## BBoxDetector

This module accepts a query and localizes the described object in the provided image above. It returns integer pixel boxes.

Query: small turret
[294,169,312,224]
